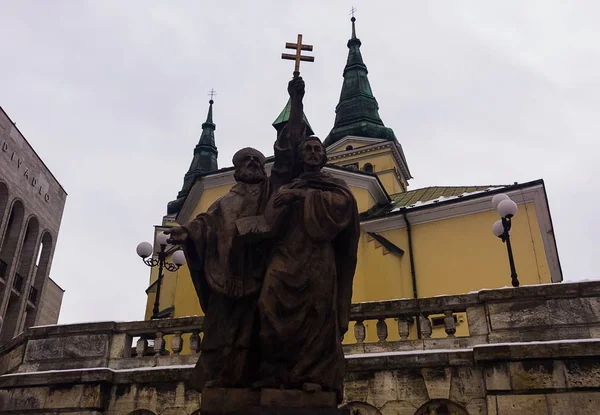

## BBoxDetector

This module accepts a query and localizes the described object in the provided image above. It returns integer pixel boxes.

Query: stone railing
[1,281,600,414]
[344,280,600,353]
[0,316,204,375]
[1,280,600,377]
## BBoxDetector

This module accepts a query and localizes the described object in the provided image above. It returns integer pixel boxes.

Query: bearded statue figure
[166,147,271,390]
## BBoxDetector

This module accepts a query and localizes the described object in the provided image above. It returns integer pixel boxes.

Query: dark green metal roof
[324,17,397,147]
[167,100,219,215]
[272,97,315,136]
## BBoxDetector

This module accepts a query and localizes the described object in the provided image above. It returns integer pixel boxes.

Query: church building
[144,18,562,337]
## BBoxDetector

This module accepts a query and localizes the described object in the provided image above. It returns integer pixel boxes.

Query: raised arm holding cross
[281,34,314,78]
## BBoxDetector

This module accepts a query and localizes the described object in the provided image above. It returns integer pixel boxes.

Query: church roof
[390,185,506,209]
[167,99,219,215]
[361,184,515,220]
[324,17,398,147]
[272,97,315,136]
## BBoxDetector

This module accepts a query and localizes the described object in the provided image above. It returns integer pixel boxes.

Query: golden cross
[349,6,357,18]
[281,34,314,78]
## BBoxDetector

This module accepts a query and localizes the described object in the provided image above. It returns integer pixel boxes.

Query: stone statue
[236,136,360,402]
[165,77,311,392]
[166,147,270,390]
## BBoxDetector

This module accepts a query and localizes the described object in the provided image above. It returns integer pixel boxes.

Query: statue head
[298,136,328,172]
[232,147,267,184]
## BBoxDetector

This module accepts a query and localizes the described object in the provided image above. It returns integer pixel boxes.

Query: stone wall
[0,106,67,342]
[1,281,599,414]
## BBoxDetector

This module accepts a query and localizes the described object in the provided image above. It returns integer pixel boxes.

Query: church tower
[325,17,412,194]
[167,99,218,215]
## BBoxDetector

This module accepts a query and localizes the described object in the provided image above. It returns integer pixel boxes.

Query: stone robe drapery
[236,171,360,401]
[182,123,306,390]
[183,181,270,390]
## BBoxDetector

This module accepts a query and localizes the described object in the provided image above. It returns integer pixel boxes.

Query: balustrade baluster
[135,337,148,358]
[444,310,456,337]
[154,332,166,356]
[189,331,201,353]
[420,314,432,338]
[171,331,183,355]
[397,317,411,340]
[354,320,366,344]
[376,318,388,342]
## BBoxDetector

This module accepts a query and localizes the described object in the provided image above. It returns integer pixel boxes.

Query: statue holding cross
[281,34,314,78]
[176,31,358,414]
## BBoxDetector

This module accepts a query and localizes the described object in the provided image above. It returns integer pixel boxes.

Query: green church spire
[167,98,219,215]
[324,17,397,147]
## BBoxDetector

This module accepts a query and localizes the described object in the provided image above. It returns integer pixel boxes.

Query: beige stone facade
[1,281,600,414]
[0,106,67,344]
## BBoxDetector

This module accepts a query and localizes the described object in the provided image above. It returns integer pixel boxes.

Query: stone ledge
[346,349,474,372]
[474,339,600,363]
[0,365,195,388]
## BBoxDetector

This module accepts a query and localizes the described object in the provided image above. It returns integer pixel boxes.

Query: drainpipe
[402,209,418,299]
[402,209,421,338]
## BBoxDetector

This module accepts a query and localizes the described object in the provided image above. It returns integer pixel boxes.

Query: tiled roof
[391,186,505,209]
[362,185,506,219]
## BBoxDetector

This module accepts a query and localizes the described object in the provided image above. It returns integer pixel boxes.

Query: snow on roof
[390,186,504,212]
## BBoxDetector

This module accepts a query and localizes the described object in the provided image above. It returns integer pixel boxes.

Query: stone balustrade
[1,280,600,414]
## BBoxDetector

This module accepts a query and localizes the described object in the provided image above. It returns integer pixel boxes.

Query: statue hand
[165,226,188,245]
[287,76,305,100]
[273,189,304,208]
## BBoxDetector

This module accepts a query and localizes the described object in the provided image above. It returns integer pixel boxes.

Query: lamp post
[137,232,187,319]
[491,194,520,287]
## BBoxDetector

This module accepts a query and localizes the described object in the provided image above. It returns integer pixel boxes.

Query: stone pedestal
[200,387,349,415]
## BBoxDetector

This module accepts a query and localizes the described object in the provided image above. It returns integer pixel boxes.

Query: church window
[342,163,359,171]
[363,163,374,173]
[345,145,353,150]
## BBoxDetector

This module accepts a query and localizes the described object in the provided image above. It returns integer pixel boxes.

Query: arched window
[414,399,469,415]
[17,216,40,285]
[0,182,8,233]
[23,232,53,328]
[0,200,25,270]
[346,145,353,151]
[363,163,374,173]
[342,402,382,414]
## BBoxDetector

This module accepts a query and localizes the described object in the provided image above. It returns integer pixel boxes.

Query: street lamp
[137,232,187,319]
[491,194,520,287]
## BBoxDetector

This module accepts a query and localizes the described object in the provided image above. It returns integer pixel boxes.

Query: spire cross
[281,34,314,78]
[349,6,357,19]
[208,89,217,103]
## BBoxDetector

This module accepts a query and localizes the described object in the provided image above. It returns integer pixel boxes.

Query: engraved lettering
[44,194,50,203]
[11,152,15,160]
[1,142,7,152]
[17,159,23,169]
[38,186,42,195]
[23,169,29,179]
[31,177,37,186]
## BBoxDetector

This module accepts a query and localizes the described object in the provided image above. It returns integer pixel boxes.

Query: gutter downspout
[402,210,418,299]
[402,209,421,338]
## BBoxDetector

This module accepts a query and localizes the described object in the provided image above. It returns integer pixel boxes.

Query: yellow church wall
[331,150,404,195]
[407,202,549,297]
[330,140,376,151]
[347,186,375,213]
[148,172,553,348]
[333,149,395,171]
[187,184,234,223]
[349,201,550,343]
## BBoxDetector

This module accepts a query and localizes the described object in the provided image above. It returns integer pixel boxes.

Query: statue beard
[235,167,266,184]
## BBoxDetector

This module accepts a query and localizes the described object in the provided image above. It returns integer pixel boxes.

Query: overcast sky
[1,1,598,324]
